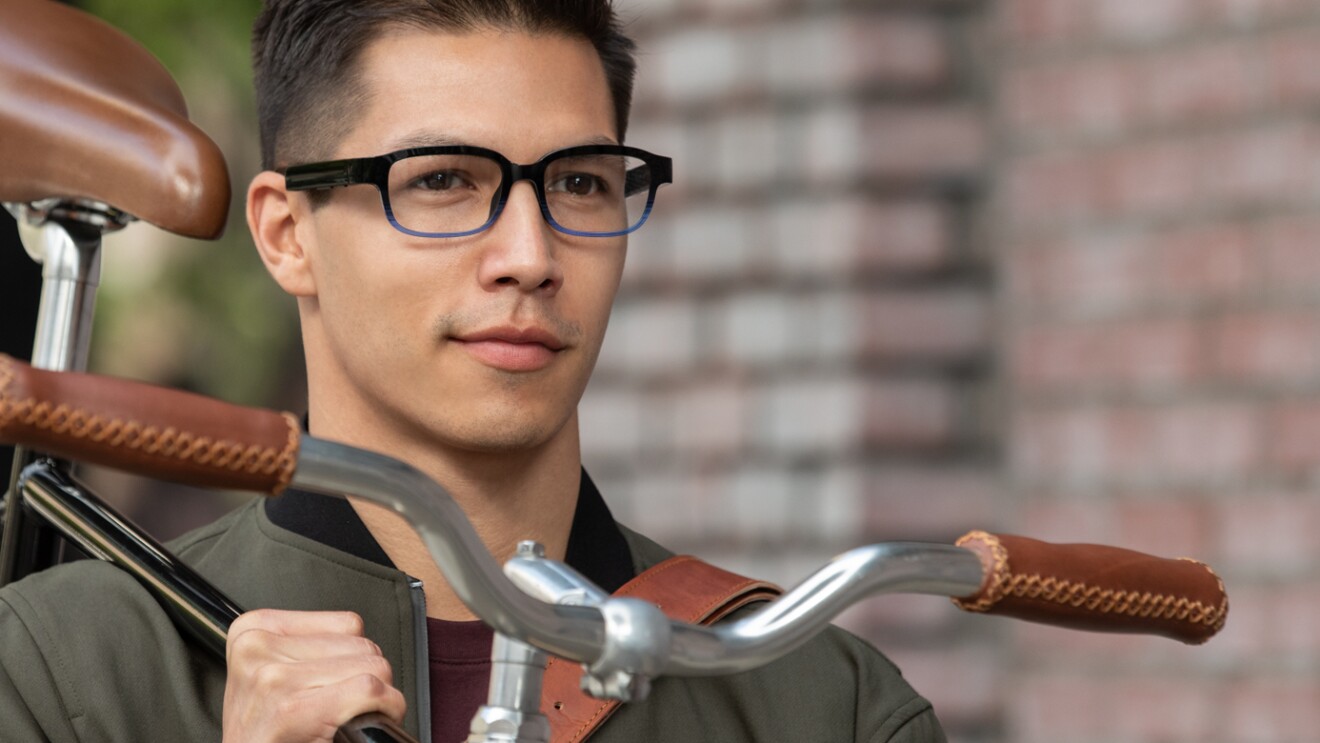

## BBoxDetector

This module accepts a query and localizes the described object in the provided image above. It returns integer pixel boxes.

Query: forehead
[338,28,617,161]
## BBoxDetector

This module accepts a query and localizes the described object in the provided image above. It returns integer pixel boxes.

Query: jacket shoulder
[0,559,225,740]
[606,524,945,742]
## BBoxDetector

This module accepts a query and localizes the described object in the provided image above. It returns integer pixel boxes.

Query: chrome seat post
[0,200,119,586]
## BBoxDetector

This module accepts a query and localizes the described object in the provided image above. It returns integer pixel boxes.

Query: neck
[310,406,582,621]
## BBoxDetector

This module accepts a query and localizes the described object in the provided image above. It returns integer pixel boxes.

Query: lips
[451,325,566,372]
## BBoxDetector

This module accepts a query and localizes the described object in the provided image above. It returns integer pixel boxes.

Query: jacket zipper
[410,577,432,742]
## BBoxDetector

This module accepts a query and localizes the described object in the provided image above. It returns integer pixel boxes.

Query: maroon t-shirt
[427,617,495,743]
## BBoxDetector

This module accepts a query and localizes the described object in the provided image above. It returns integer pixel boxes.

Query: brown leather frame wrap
[0,354,298,495]
[0,0,230,239]
[951,531,1228,645]
[542,556,782,743]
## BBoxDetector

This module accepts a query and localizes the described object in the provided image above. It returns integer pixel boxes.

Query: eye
[411,170,470,191]
[549,173,606,197]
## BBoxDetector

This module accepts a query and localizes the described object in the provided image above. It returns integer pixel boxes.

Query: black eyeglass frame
[280,144,673,239]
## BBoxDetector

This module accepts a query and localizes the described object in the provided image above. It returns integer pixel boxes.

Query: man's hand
[223,609,407,743]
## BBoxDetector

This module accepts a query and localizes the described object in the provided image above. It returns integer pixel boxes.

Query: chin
[439,414,565,454]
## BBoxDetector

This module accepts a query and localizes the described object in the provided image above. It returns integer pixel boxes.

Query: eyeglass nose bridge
[483,160,556,232]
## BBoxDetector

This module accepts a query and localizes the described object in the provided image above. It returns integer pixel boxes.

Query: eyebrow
[383,132,621,157]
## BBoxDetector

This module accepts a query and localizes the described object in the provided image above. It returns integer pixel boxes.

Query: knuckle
[355,672,389,698]
[365,655,394,685]
[339,611,365,635]
[354,636,381,657]
[251,661,289,691]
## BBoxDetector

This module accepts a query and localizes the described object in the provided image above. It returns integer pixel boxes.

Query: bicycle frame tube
[17,461,240,657]
[0,217,103,587]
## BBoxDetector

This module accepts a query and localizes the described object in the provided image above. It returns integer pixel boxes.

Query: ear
[247,170,317,297]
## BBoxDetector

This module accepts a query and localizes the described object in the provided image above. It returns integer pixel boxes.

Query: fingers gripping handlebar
[0,353,1229,658]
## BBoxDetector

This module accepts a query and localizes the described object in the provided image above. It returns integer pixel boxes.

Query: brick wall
[587,1,1001,739]
[591,0,1320,741]
[998,1,1320,741]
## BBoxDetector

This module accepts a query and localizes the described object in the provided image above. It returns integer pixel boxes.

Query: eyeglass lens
[385,152,655,236]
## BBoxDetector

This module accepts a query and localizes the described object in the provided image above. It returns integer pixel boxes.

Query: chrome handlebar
[294,436,986,680]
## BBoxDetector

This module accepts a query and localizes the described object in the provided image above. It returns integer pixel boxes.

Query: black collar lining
[264,468,634,594]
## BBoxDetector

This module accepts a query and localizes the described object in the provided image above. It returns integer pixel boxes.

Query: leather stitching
[952,530,1008,612]
[952,531,1228,636]
[0,355,16,434]
[273,412,300,495]
[0,359,296,488]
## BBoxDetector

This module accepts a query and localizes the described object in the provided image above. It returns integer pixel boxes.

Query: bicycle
[0,2,1229,742]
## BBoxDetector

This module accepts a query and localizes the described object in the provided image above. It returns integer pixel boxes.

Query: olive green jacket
[0,496,945,742]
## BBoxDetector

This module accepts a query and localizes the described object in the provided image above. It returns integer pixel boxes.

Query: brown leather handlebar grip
[0,354,298,495]
[952,531,1228,644]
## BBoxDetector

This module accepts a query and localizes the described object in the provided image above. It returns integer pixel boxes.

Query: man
[0,1,945,741]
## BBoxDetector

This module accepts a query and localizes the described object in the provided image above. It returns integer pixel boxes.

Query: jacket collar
[264,467,635,594]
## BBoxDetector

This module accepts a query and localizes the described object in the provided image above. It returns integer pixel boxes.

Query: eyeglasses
[281,144,672,238]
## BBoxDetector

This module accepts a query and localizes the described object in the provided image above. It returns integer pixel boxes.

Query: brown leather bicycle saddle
[0,0,230,239]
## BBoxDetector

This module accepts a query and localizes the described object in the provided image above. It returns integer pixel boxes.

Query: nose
[477,181,563,295]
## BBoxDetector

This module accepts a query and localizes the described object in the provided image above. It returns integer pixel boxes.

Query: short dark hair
[252,0,638,170]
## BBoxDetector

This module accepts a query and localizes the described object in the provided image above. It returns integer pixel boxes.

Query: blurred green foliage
[80,0,304,409]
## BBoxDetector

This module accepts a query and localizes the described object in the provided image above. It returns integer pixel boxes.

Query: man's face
[293,29,626,455]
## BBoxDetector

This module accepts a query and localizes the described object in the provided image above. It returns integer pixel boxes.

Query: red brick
[999,0,1089,46]
[863,290,989,362]
[865,379,958,449]
[1001,0,1318,49]
[849,15,951,91]
[1005,221,1254,316]
[865,105,987,181]
[1011,403,1261,484]
[1213,490,1320,573]
[1262,213,1320,293]
[863,466,1000,540]
[667,379,747,458]
[1265,26,1320,105]
[1006,124,1320,230]
[1005,40,1257,145]
[858,200,954,274]
[1010,672,1221,743]
[1212,310,1320,386]
[1011,316,1204,390]
[763,15,950,96]
[1265,400,1320,470]
[1114,495,1210,556]
[1224,677,1320,742]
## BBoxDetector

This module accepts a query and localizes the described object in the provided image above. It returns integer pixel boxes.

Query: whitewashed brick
[578,385,645,460]
[721,291,796,366]
[669,379,746,455]
[790,104,866,186]
[764,16,852,97]
[796,289,860,364]
[653,28,747,105]
[620,212,672,287]
[715,109,779,192]
[798,465,865,542]
[597,297,697,376]
[753,376,866,455]
[770,197,865,279]
[628,470,707,543]
[669,205,756,280]
[727,466,798,540]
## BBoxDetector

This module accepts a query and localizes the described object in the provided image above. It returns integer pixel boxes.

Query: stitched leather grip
[0,354,298,495]
[951,531,1228,645]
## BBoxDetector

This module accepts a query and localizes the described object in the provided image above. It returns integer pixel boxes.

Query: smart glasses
[281,144,672,238]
